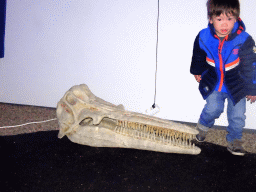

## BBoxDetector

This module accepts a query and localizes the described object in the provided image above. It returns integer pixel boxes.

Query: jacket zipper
[217,36,227,92]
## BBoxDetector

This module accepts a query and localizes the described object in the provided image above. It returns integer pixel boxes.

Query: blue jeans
[198,91,246,142]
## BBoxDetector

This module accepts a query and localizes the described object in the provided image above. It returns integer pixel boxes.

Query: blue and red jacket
[190,18,256,105]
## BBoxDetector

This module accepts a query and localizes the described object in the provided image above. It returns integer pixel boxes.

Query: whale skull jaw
[56,84,201,155]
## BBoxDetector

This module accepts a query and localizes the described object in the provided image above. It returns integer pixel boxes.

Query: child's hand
[246,95,256,104]
[194,75,201,83]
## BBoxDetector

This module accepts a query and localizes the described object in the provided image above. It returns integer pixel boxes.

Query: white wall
[1,0,256,129]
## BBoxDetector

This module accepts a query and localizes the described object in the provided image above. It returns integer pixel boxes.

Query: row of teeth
[114,120,196,148]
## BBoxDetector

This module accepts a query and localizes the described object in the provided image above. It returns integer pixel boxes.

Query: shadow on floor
[1,131,256,192]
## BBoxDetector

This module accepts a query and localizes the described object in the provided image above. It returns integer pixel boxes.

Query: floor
[1,130,256,192]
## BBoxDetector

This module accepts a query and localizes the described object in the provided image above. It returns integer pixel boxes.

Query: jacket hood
[208,17,246,41]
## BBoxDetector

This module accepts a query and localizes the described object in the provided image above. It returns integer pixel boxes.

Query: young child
[190,0,256,156]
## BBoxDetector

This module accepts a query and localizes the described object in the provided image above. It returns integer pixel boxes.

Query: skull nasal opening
[79,117,93,126]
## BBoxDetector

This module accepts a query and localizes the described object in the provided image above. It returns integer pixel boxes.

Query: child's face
[209,13,237,37]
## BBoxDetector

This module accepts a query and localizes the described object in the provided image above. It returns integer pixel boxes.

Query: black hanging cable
[152,0,160,109]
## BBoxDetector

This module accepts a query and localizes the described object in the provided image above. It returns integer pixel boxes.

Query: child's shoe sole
[227,147,245,156]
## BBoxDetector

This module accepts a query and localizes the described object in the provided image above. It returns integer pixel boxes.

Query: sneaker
[227,139,246,156]
[195,128,207,142]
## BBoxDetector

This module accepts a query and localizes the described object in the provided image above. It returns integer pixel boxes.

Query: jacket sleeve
[239,35,256,96]
[190,33,208,75]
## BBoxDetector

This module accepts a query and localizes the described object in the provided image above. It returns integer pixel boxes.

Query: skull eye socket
[79,118,93,126]
[73,90,89,102]
[66,93,76,105]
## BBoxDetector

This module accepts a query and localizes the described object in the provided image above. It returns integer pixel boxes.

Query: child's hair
[206,0,240,19]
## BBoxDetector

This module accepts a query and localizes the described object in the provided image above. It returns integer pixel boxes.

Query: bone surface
[56,84,201,155]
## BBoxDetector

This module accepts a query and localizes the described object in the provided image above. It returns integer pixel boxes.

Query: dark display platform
[1,131,256,191]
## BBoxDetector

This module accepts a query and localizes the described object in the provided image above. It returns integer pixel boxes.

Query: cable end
[145,104,160,116]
